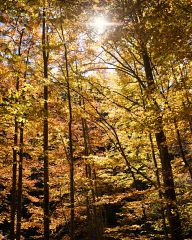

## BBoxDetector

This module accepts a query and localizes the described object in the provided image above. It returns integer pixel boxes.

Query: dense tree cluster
[0,0,191,239]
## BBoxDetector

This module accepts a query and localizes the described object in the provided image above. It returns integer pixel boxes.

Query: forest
[0,0,192,239]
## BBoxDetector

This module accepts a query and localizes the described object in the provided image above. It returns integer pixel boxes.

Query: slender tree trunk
[42,4,50,239]
[116,138,137,185]
[99,117,155,186]
[142,47,183,240]
[10,29,24,240]
[149,133,168,239]
[15,30,31,240]
[64,42,75,240]
[82,118,92,239]
[16,122,24,240]
[10,118,18,240]
[81,111,103,239]
[97,117,137,185]
[77,70,92,238]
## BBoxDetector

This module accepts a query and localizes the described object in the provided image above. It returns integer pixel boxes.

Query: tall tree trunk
[42,4,50,239]
[155,130,183,240]
[64,42,75,240]
[16,122,24,240]
[82,117,104,239]
[82,118,93,239]
[77,70,92,238]
[142,47,183,240]
[10,118,18,240]
[10,29,24,240]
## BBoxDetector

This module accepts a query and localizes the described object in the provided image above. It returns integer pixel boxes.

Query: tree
[85,0,185,239]
[42,2,50,238]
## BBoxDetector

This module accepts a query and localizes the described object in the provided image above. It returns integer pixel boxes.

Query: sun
[90,15,110,34]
